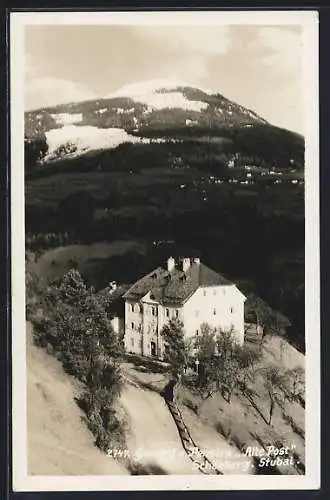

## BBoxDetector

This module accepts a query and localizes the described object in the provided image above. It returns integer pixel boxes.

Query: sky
[24,24,303,134]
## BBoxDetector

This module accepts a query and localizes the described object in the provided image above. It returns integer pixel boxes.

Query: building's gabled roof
[123,260,234,306]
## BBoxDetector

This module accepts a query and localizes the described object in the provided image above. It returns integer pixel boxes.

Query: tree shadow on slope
[248,432,281,475]
[131,378,163,395]
[124,353,170,374]
[128,462,168,475]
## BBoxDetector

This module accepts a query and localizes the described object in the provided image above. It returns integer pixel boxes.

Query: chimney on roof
[193,257,200,265]
[182,257,191,273]
[167,257,175,272]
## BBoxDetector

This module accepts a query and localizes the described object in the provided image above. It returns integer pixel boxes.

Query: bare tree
[287,365,305,401]
[262,365,288,425]
[194,326,261,404]
[245,294,291,341]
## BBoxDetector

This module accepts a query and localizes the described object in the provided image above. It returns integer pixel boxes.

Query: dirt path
[165,399,222,475]
[120,381,200,475]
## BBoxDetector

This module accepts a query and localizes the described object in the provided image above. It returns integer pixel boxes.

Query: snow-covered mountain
[25,79,271,162]
[104,78,212,112]
[106,78,207,97]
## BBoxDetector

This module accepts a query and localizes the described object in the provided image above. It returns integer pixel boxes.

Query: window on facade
[166,308,169,317]
[213,289,217,295]
[150,341,157,357]
[151,307,158,316]
[196,329,199,335]
[203,290,207,297]
[230,307,234,313]
[223,289,226,295]
[131,304,134,312]
[175,309,179,318]
[131,322,135,329]
[131,337,134,347]
[139,304,143,313]
[213,308,216,315]
[195,310,199,318]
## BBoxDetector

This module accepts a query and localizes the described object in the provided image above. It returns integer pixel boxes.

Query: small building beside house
[97,282,129,337]
[122,257,247,359]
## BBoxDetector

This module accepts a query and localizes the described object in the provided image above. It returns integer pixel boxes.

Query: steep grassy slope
[121,334,305,476]
[180,335,305,475]
[27,322,128,475]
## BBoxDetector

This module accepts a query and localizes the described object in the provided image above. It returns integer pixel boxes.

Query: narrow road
[165,398,222,475]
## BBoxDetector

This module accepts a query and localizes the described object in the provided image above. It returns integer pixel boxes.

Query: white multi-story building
[122,257,247,359]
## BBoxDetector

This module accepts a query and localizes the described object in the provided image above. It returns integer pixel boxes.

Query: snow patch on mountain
[186,119,198,126]
[44,125,172,161]
[45,126,139,159]
[240,106,266,122]
[143,106,153,115]
[106,78,210,113]
[107,78,198,96]
[139,92,207,112]
[96,108,108,115]
[51,113,83,126]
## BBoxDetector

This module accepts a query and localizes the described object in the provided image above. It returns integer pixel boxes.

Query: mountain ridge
[24,80,304,172]
[25,80,268,136]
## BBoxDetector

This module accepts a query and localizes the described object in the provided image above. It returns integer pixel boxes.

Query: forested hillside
[24,83,305,351]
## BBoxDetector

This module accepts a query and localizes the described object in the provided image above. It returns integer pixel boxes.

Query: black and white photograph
[10,10,320,491]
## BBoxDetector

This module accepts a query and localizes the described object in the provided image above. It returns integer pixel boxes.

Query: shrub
[28,268,125,454]
[282,413,305,439]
